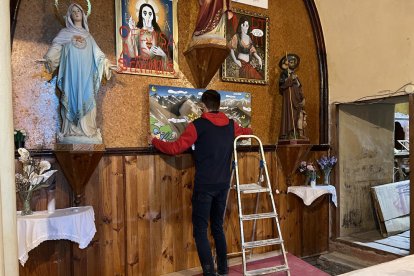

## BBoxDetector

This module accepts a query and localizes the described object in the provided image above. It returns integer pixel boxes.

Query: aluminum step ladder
[233,135,290,276]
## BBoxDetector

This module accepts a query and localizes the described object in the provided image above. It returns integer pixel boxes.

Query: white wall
[315,0,414,103]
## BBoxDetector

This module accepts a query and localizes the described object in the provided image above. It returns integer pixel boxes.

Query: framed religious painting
[115,0,178,77]
[222,8,269,84]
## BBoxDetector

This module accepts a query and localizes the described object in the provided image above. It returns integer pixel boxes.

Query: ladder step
[238,183,270,194]
[245,264,289,275]
[242,212,277,220]
[243,238,283,249]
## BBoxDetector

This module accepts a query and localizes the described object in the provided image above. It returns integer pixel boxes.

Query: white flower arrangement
[15,148,57,195]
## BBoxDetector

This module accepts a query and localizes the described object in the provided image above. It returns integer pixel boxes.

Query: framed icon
[115,0,178,77]
[222,8,269,84]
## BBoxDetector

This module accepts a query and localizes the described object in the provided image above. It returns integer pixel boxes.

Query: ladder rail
[233,138,248,273]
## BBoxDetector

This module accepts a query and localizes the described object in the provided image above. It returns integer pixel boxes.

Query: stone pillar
[0,0,19,275]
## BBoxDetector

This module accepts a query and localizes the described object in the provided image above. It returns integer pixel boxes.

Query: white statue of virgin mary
[43,3,111,144]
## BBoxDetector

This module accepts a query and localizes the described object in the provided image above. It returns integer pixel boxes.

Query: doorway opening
[336,96,410,257]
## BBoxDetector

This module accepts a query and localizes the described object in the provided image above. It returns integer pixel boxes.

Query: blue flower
[317,155,337,170]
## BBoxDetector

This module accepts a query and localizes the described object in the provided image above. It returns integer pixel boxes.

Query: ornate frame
[222,8,269,85]
[115,0,178,77]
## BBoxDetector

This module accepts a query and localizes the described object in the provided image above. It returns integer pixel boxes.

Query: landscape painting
[149,85,251,142]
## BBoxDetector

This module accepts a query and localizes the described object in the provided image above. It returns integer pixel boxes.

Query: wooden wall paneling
[16,148,332,275]
[73,159,100,275]
[252,151,268,255]
[301,196,329,256]
[53,159,73,211]
[172,156,185,271]
[265,151,282,254]
[276,145,313,187]
[125,154,153,275]
[100,156,126,275]
[149,155,163,276]
[275,147,331,257]
[18,241,72,276]
[262,151,277,253]
[159,155,175,274]
[225,186,242,254]
[274,152,289,255]
[276,149,302,256]
[179,154,198,268]
[239,152,257,254]
[73,156,125,275]
[124,155,139,275]
[140,154,154,275]
[286,195,303,256]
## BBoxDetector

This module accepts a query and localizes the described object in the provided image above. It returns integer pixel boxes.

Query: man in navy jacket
[151,90,252,276]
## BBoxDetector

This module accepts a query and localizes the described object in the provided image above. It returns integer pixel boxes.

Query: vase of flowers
[15,148,57,215]
[317,155,337,185]
[298,161,318,187]
[14,129,27,150]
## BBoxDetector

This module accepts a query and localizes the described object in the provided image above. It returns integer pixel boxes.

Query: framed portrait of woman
[222,9,269,84]
[115,0,178,77]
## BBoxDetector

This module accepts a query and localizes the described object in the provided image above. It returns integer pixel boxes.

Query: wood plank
[226,187,242,254]
[74,158,101,276]
[180,154,198,269]
[159,155,175,274]
[384,216,410,236]
[375,235,410,251]
[348,230,383,242]
[276,147,302,256]
[100,156,125,276]
[172,156,185,271]
[150,155,163,276]
[137,155,152,275]
[356,241,410,256]
[398,230,410,238]
[19,241,72,276]
[125,155,140,275]
[302,194,329,256]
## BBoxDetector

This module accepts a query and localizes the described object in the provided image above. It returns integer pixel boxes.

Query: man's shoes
[202,264,215,276]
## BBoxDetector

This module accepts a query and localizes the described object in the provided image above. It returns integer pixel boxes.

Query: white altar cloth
[287,185,337,207]
[17,206,96,266]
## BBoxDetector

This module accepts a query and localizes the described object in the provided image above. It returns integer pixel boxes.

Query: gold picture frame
[115,0,178,77]
[222,8,269,84]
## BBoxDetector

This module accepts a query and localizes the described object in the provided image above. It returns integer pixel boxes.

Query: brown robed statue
[278,53,309,144]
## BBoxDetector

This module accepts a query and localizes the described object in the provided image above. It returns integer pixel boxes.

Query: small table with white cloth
[287,185,337,207]
[17,206,96,266]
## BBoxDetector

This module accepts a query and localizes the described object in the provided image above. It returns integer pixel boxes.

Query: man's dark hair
[201,90,221,111]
